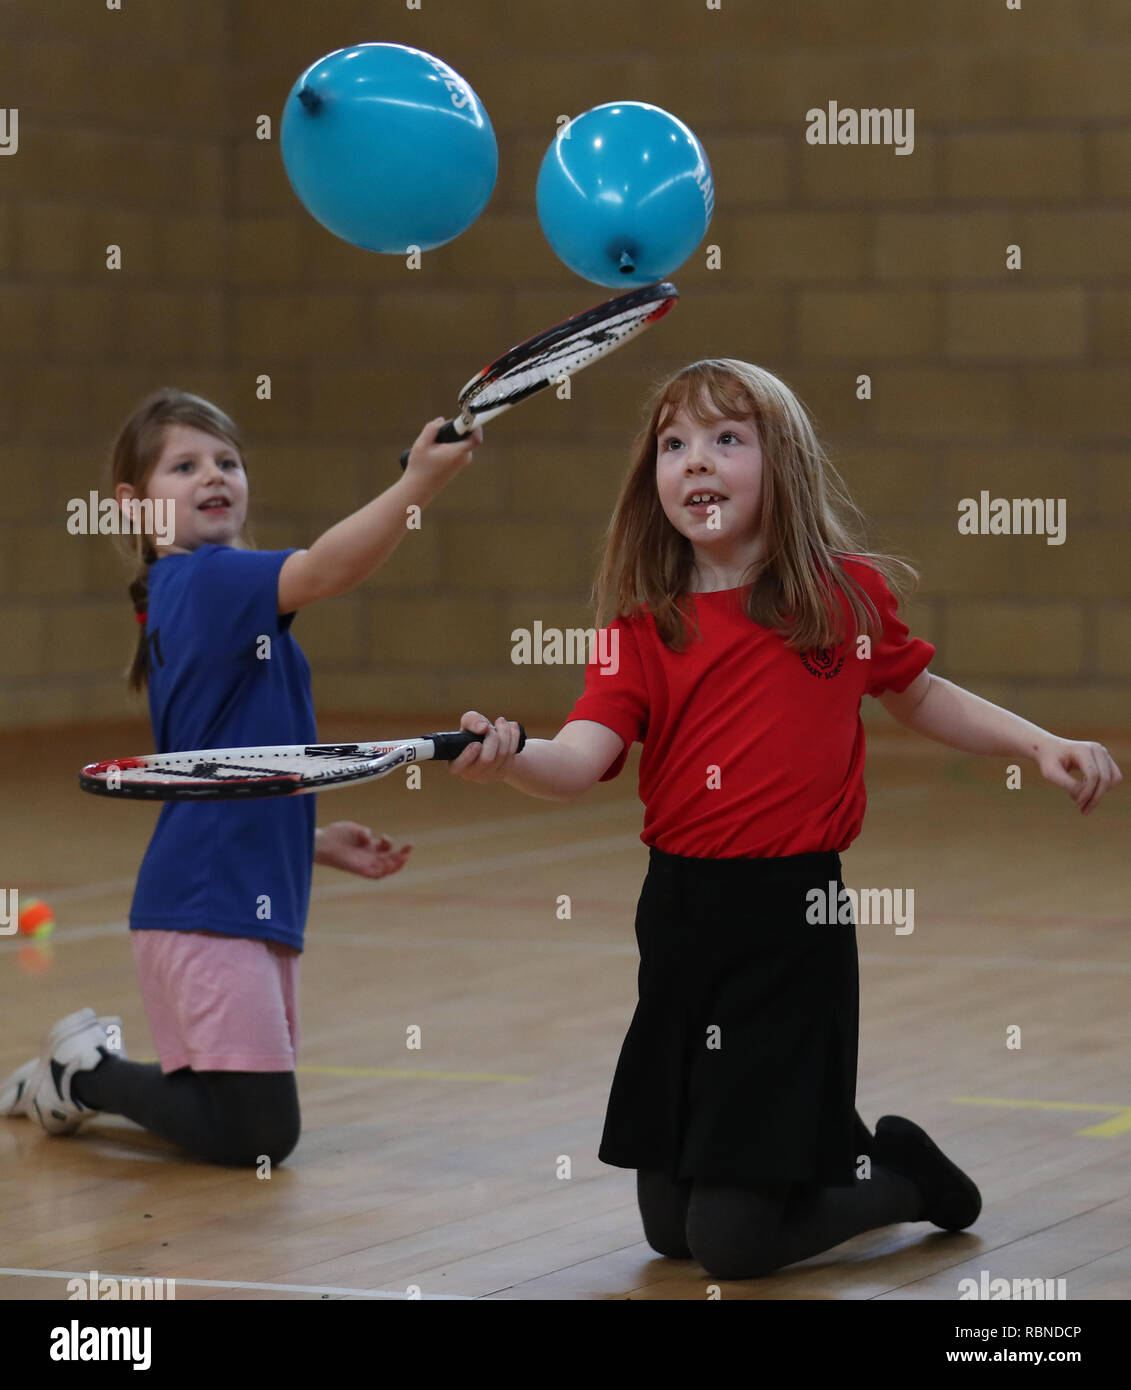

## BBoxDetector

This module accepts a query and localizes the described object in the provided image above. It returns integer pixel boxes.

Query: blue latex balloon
[280,43,497,253]
[536,101,714,287]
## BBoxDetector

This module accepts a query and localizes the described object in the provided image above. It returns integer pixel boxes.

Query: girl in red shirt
[454,358,1120,1281]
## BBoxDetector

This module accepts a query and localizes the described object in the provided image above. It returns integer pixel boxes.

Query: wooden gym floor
[1,718,1128,1301]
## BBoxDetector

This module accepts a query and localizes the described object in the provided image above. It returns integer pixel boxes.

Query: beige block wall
[0,0,1127,739]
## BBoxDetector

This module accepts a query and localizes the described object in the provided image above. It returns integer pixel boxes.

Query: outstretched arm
[880,671,1122,814]
[276,418,482,613]
[448,713,624,802]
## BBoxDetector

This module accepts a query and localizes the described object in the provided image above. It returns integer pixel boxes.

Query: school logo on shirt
[800,646,844,680]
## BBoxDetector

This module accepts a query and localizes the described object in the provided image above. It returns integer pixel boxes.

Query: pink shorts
[131,929,300,1073]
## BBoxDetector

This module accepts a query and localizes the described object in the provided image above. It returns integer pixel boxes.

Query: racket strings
[460,296,674,412]
[82,743,416,792]
[87,742,402,774]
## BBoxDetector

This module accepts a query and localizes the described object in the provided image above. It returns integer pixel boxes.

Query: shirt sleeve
[846,560,935,697]
[188,546,298,655]
[562,617,648,781]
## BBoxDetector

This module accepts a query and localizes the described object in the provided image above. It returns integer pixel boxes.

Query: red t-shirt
[564,557,933,859]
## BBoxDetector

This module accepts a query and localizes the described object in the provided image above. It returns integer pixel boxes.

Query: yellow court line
[953,1096,1131,1137]
[298,1064,530,1083]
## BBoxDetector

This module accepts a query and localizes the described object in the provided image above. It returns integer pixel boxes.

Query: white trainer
[0,1058,39,1117]
[29,1008,127,1135]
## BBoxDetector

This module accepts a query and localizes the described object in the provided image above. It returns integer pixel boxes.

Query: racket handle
[399,417,468,470]
[429,724,527,760]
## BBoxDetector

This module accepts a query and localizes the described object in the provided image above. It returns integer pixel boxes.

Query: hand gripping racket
[399,280,678,468]
[78,727,526,802]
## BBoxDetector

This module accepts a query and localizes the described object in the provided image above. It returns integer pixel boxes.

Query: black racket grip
[429,724,527,760]
[399,418,466,470]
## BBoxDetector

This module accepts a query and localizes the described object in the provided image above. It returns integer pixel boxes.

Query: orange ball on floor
[18,898,54,938]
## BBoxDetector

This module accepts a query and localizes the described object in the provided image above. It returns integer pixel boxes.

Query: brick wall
[1,0,1127,735]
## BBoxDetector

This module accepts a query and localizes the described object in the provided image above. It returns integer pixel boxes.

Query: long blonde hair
[108,387,250,692]
[593,358,917,651]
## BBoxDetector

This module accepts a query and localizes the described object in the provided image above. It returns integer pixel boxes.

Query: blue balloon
[536,101,714,287]
[280,43,497,253]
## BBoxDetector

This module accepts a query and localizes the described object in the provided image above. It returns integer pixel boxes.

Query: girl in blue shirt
[1,387,482,1165]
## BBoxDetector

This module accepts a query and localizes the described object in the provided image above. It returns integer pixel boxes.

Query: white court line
[21,800,642,905]
[0,834,646,954]
[859,950,1131,975]
[5,823,1123,980]
[0,1267,470,1300]
[4,917,1126,976]
[37,877,136,905]
[313,831,645,900]
[4,911,1128,978]
[0,920,129,952]
[30,784,946,906]
[327,938,1131,976]
[331,930,639,955]
[4,912,1128,978]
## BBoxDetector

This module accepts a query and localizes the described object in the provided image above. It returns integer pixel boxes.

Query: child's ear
[115,481,139,505]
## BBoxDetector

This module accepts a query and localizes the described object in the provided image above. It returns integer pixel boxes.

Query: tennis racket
[399,279,679,468]
[78,726,526,802]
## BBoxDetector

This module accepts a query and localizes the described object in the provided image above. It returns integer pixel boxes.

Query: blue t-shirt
[129,545,317,951]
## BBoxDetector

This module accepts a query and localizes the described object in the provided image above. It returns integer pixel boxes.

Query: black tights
[72,1055,300,1168]
[637,1164,924,1281]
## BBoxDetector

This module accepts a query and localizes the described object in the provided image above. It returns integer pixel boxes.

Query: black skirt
[598,847,860,1187]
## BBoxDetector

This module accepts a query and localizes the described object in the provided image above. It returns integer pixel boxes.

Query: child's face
[121,423,249,554]
[655,406,763,552]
